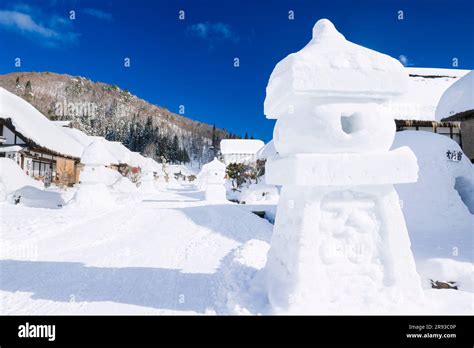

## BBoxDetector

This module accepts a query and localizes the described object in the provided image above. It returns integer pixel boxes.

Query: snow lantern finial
[312,19,345,42]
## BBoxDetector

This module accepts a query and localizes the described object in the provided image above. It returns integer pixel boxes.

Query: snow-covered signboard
[446,150,463,162]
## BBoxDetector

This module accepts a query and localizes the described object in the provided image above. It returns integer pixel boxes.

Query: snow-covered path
[0,186,273,314]
[0,185,472,315]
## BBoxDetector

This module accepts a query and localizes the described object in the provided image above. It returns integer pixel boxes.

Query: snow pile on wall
[240,184,279,204]
[80,166,122,186]
[0,87,83,158]
[112,176,137,193]
[393,131,473,258]
[70,184,117,208]
[435,70,474,120]
[0,158,41,201]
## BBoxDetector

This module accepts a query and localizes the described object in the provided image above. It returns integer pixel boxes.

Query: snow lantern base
[265,153,423,313]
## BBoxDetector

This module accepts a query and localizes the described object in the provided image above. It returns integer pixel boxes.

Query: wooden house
[0,87,83,186]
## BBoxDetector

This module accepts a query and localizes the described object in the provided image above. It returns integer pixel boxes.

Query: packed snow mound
[0,87,83,158]
[0,158,41,198]
[112,176,137,193]
[435,70,474,120]
[9,186,64,209]
[264,19,408,119]
[240,184,279,204]
[417,258,473,292]
[79,166,122,186]
[392,131,473,258]
[81,139,118,166]
[70,183,117,208]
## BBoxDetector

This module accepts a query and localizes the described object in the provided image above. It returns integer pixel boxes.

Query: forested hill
[0,71,242,165]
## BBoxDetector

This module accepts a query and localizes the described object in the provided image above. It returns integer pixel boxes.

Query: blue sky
[0,0,473,141]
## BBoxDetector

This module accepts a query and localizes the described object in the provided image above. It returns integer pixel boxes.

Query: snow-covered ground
[0,185,273,314]
[0,177,472,315]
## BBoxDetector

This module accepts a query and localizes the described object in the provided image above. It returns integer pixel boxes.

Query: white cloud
[83,8,113,21]
[399,55,409,66]
[186,22,239,45]
[0,11,55,37]
[0,7,78,46]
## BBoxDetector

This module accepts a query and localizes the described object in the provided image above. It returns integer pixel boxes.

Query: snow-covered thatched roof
[436,70,474,121]
[0,87,83,159]
[220,139,264,155]
[388,68,471,121]
[58,125,153,167]
[257,140,277,159]
[81,139,118,166]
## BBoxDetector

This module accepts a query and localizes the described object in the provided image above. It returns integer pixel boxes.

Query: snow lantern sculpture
[138,158,157,192]
[73,140,117,207]
[202,158,227,201]
[264,19,423,313]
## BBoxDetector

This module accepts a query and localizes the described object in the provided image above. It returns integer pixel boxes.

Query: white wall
[223,153,256,165]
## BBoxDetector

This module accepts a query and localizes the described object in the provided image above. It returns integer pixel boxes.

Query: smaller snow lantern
[201,158,227,201]
[72,139,117,207]
[138,158,157,193]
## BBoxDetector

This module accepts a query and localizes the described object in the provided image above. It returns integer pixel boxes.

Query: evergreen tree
[142,116,154,147]
[170,135,180,163]
[211,124,220,157]
[244,132,249,139]
[24,80,32,100]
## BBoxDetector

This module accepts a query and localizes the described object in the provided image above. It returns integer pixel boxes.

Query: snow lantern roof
[202,157,226,172]
[264,19,409,119]
[0,87,83,158]
[81,139,118,166]
[436,70,474,121]
[220,139,265,155]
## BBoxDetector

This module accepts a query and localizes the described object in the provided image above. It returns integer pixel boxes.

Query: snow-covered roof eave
[1,117,81,160]
[0,87,84,159]
[220,139,265,155]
